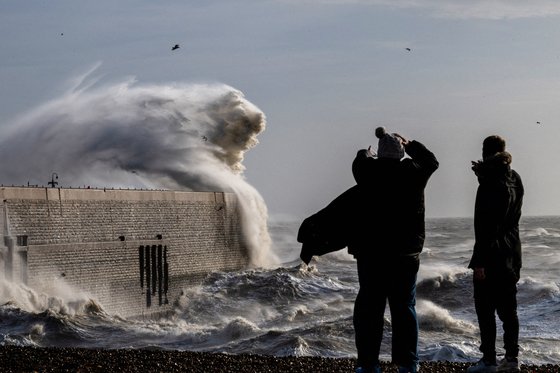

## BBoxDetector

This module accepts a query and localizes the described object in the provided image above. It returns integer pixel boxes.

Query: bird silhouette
[405,48,412,52]
[172,44,180,51]
[537,121,541,125]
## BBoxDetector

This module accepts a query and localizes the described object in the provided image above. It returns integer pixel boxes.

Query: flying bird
[537,121,541,125]
[172,44,180,51]
[405,48,412,52]
[202,136,208,141]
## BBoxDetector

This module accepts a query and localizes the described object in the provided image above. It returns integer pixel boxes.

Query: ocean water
[1,216,559,365]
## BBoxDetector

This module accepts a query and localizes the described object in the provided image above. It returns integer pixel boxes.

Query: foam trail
[0,70,276,267]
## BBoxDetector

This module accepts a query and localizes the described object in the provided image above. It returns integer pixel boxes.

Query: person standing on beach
[467,135,524,373]
[350,127,438,373]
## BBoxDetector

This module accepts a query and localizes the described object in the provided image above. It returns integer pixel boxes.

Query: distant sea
[1,216,559,365]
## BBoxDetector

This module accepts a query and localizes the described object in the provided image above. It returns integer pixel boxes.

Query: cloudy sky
[1,0,560,219]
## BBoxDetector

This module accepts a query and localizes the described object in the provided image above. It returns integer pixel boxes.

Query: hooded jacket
[468,152,524,281]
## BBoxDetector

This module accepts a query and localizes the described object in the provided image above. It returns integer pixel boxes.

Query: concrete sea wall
[0,187,249,318]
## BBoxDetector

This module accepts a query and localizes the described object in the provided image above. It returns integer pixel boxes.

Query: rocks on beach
[0,346,558,372]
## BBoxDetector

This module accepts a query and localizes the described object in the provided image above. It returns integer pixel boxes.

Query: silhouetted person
[467,135,524,373]
[351,127,438,373]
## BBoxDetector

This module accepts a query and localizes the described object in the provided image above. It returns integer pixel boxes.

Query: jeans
[473,273,519,361]
[354,254,420,370]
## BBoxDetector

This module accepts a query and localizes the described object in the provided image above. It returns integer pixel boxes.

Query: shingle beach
[0,346,558,373]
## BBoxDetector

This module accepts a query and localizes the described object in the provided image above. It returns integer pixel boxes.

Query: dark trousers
[473,275,519,361]
[354,255,419,369]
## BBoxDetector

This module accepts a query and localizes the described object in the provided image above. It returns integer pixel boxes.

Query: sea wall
[0,187,249,318]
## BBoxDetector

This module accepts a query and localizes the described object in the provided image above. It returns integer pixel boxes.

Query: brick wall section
[0,187,249,318]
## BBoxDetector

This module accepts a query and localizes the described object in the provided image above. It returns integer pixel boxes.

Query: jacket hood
[486,151,512,165]
[472,151,512,180]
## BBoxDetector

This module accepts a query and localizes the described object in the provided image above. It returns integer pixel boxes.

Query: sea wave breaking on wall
[0,67,275,267]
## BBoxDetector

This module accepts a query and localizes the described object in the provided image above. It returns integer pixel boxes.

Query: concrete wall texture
[0,187,249,318]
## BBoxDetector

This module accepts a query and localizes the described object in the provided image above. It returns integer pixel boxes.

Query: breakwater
[0,187,248,318]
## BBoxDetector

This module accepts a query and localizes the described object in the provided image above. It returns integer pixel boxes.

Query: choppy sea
[1,216,559,365]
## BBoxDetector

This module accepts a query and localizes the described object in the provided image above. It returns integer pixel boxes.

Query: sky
[1,0,560,219]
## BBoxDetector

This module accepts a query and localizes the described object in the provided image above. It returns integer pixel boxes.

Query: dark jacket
[297,185,361,264]
[468,152,524,281]
[349,140,439,258]
[297,140,437,264]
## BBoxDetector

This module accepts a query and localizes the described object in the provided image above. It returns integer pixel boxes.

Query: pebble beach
[0,346,558,373]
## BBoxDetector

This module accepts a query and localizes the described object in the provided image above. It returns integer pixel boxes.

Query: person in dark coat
[467,135,524,373]
[351,127,438,373]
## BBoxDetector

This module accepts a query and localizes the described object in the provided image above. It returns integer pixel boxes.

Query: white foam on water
[418,263,469,284]
[524,227,560,238]
[0,278,97,316]
[417,300,476,333]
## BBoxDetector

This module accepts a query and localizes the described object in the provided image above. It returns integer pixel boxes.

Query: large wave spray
[0,69,276,267]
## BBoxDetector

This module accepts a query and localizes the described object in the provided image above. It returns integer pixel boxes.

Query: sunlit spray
[0,277,96,316]
[0,68,277,267]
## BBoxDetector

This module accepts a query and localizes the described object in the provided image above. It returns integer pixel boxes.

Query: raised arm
[403,140,439,179]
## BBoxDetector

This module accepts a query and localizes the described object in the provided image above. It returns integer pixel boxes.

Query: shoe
[496,357,519,372]
[466,359,497,373]
[355,365,382,373]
